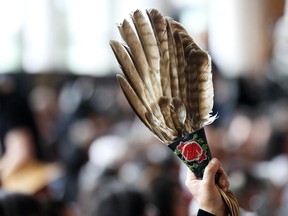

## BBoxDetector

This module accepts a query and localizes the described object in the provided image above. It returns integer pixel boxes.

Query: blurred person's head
[3,127,37,164]
[0,92,42,160]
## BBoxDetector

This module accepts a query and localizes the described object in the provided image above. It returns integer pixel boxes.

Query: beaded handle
[168,128,213,179]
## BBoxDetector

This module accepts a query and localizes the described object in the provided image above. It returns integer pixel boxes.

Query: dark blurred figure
[148,174,191,216]
[0,91,62,199]
[0,191,75,216]
[77,134,146,216]
[80,174,146,216]
[42,199,76,216]
[51,79,107,202]
[0,91,42,159]
[0,192,42,216]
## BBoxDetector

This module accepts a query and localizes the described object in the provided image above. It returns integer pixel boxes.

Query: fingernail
[221,179,226,187]
[210,158,218,165]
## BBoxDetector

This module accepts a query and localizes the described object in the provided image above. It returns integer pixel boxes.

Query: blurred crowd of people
[0,74,193,216]
[0,58,287,216]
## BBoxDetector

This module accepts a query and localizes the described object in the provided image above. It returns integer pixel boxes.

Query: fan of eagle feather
[110,8,240,216]
[110,9,216,144]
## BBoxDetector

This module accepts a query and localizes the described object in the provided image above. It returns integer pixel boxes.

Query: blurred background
[0,0,287,215]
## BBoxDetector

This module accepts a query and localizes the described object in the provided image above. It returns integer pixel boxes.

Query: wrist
[199,202,227,216]
[197,209,215,216]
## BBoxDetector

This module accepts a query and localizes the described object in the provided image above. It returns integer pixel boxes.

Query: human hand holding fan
[110,8,240,215]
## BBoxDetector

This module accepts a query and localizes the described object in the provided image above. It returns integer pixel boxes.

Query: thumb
[202,158,219,184]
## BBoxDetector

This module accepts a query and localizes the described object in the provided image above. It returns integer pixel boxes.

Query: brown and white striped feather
[118,19,169,130]
[182,34,214,129]
[145,111,177,142]
[166,19,180,99]
[146,9,171,98]
[116,75,152,131]
[158,97,178,136]
[172,31,187,104]
[117,75,174,143]
[118,19,155,100]
[170,97,186,135]
[110,40,153,110]
[131,10,162,99]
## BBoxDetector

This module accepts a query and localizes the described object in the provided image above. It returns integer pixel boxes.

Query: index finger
[202,158,220,184]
